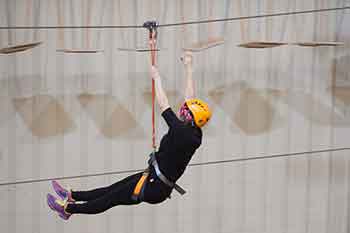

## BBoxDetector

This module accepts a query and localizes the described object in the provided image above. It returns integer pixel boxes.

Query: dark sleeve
[161,107,182,128]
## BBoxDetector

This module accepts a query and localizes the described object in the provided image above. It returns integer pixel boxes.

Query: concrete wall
[0,0,350,233]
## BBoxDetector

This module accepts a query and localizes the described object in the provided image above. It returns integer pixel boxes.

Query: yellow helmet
[185,99,212,128]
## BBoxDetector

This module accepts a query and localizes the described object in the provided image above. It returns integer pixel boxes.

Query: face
[178,103,193,122]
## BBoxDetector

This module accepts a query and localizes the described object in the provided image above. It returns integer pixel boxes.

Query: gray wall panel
[0,1,349,233]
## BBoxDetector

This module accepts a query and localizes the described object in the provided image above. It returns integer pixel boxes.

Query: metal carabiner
[143,21,158,40]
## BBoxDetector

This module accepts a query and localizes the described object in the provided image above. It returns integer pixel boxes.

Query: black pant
[66,169,172,215]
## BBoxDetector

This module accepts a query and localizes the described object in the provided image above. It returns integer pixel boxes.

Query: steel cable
[0,7,348,30]
[0,147,349,187]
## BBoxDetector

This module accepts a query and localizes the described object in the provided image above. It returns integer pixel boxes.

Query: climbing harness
[132,153,187,202]
[148,153,186,195]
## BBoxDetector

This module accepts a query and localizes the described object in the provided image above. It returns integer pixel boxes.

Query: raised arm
[182,51,195,100]
[150,66,170,112]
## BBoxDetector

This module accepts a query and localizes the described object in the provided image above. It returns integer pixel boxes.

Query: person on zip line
[47,52,212,220]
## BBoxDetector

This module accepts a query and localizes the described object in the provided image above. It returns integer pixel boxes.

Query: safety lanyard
[144,21,158,151]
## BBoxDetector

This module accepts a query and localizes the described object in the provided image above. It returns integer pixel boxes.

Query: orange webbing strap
[131,168,150,201]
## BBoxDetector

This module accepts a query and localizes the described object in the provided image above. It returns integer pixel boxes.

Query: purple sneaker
[52,180,74,202]
[47,193,71,220]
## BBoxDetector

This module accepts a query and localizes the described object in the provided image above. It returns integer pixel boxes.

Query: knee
[145,196,168,205]
[143,190,169,204]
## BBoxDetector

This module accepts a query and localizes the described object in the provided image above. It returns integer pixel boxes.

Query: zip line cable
[0,147,349,187]
[0,7,349,30]
[157,6,350,28]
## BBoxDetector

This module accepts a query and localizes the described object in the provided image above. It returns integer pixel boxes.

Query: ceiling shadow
[234,88,285,135]
[13,95,76,138]
[266,89,350,127]
[0,97,15,128]
[78,93,144,139]
[2,73,110,98]
[209,82,284,135]
[331,87,350,106]
[328,54,350,108]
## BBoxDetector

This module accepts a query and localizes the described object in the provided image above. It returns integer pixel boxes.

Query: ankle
[63,202,72,215]
[68,189,75,202]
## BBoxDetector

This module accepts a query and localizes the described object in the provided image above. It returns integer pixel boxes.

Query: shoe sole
[47,194,70,220]
[47,194,57,211]
[52,180,68,200]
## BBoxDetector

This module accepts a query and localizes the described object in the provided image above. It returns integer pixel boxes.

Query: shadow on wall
[12,93,145,140]
[0,75,44,98]
[331,87,350,106]
[78,93,144,139]
[209,81,350,135]
[0,97,16,128]
[275,90,350,127]
[0,73,107,97]
[5,72,350,139]
[234,88,285,135]
[328,54,350,110]
[209,81,285,135]
[0,73,144,139]
[2,74,77,139]
[13,95,75,138]
[267,87,350,127]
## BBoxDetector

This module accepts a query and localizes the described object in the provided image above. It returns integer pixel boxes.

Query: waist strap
[149,154,186,195]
